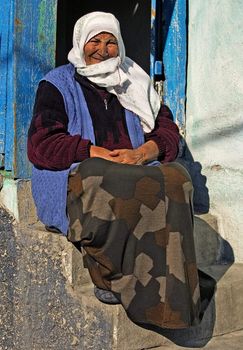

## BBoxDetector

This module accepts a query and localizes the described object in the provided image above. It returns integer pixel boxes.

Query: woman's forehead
[89,32,117,40]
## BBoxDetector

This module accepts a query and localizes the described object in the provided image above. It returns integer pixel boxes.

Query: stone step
[151,263,243,348]
[2,221,242,350]
[0,178,231,267]
[1,178,235,269]
[76,263,243,349]
[0,178,37,224]
[194,213,234,266]
[150,329,243,350]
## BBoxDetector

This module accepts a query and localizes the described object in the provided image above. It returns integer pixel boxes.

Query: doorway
[56,0,151,73]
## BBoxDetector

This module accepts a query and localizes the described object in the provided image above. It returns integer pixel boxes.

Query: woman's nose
[98,42,108,57]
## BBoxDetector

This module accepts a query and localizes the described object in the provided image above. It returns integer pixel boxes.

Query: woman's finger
[109,150,120,156]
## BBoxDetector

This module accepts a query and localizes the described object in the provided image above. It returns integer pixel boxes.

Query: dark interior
[56,0,151,73]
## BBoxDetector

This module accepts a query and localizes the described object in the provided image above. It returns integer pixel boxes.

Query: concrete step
[194,213,235,266]
[0,178,37,224]
[0,179,232,266]
[152,263,243,348]
[150,329,243,350]
[0,177,235,267]
[1,219,242,350]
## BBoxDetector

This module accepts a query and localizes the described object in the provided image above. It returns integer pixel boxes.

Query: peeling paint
[12,0,57,178]
[37,0,57,57]
[163,0,187,128]
[14,17,23,27]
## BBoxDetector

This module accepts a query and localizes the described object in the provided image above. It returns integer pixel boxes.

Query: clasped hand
[90,141,159,165]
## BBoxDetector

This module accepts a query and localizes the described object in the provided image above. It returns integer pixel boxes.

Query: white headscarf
[68,11,161,133]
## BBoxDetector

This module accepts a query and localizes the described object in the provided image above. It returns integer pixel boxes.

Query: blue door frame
[151,0,187,135]
[0,0,187,179]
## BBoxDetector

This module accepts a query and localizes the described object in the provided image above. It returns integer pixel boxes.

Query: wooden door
[0,0,14,170]
[0,0,57,178]
[0,0,187,178]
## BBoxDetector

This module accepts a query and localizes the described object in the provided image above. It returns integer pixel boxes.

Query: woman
[28,12,201,329]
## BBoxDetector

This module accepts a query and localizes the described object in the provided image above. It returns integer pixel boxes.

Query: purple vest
[31,64,157,234]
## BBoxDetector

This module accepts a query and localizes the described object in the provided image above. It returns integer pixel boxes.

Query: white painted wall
[187,0,243,262]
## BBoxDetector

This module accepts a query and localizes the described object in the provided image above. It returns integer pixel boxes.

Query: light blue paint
[4,1,15,172]
[150,0,187,126]
[150,0,157,79]
[14,0,57,178]
[1,0,57,176]
[0,1,9,154]
[0,0,15,170]
[0,0,57,178]
[150,0,163,79]
[163,0,187,129]
[154,60,162,75]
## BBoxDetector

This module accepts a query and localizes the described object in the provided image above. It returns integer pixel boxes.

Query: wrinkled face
[84,32,118,65]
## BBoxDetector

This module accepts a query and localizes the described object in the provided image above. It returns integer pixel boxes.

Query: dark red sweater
[28,74,180,170]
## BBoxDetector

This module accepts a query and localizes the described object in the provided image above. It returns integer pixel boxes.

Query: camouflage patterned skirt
[67,157,201,329]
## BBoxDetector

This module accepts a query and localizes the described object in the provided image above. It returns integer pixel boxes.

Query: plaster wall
[186,0,243,262]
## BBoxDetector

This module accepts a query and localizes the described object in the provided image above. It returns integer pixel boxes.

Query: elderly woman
[28,12,201,329]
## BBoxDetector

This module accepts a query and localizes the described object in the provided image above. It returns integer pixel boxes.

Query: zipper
[104,98,108,110]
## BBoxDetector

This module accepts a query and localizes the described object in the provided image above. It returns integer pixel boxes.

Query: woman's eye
[90,39,100,44]
[108,41,118,46]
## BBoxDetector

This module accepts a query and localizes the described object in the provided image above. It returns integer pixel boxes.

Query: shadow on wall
[176,137,235,265]
[176,137,210,215]
[188,118,243,149]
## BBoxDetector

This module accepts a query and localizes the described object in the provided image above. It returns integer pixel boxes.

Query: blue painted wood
[162,0,187,132]
[0,0,14,169]
[154,60,162,75]
[0,0,57,177]
[151,0,164,79]
[3,1,15,172]
[150,0,157,79]
[13,0,57,177]
[151,0,164,101]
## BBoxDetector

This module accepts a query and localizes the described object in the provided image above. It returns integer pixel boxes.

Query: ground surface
[0,207,16,350]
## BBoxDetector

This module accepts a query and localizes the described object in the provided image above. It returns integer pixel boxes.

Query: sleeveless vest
[31,64,159,234]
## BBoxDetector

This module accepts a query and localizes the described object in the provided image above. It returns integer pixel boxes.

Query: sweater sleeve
[27,81,92,170]
[145,105,180,162]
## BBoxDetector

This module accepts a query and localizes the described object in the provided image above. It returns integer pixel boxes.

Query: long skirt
[67,157,201,329]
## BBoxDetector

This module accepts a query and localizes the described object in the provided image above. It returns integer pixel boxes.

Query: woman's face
[84,32,118,65]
